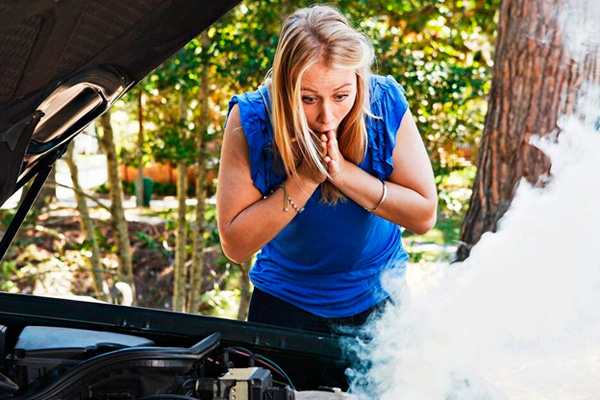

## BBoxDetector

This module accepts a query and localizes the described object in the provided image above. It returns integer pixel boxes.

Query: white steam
[347,115,600,399]
[557,0,600,60]
[346,2,600,399]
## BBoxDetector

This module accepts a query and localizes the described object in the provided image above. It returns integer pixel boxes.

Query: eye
[302,96,317,104]
[335,94,349,101]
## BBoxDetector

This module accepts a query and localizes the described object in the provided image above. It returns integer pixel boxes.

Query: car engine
[0,325,355,400]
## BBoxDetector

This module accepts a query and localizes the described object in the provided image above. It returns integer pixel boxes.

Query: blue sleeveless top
[227,75,410,318]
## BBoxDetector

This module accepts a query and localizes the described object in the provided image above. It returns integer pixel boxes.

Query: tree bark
[457,0,600,260]
[187,162,206,314]
[173,159,188,312]
[97,111,137,304]
[135,87,145,208]
[173,94,190,312]
[64,145,109,302]
[237,258,252,321]
[188,32,210,314]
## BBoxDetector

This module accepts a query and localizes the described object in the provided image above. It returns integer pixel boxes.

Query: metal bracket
[0,145,65,262]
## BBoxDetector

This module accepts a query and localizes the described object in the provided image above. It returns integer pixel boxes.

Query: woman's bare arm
[216,104,322,263]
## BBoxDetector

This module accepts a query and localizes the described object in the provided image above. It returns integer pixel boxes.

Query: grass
[402,165,474,264]
[403,212,462,264]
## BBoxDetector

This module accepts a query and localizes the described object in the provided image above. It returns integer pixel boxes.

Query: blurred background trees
[0,0,501,317]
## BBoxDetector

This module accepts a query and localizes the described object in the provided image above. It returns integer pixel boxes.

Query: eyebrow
[301,83,353,93]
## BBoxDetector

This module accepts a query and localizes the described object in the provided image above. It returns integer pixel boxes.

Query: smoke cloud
[346,1,600,399]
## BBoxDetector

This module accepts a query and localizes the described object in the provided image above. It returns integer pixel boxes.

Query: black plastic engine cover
[8,326,154,390]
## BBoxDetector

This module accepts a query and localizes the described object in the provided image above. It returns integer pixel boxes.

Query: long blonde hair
[269,5,374,204]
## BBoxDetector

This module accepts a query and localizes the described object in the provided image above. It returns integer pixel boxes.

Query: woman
[217,5,437,334]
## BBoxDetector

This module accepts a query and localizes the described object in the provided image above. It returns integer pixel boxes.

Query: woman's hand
[296,132,329,184]
[323,130,347,180]
[324,111,437,234]
[295,130,348,184]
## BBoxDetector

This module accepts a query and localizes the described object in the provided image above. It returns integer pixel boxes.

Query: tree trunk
[457,0,600,260]
[135,87,145,208]
[173,159,188,312]
[237,258,252,321]
[98,110,137,304]
[188,32,210,314]
[64,145,109,302]
[187,161,206,314]
[172,91,190,312]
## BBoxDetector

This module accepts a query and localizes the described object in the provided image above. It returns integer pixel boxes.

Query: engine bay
[0,324,355,400]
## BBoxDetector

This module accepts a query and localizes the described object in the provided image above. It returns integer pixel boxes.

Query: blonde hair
[269,5,375,204]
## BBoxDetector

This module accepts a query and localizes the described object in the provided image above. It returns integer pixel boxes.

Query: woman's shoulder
[369,74,407,104]
[228,85,272,137]
[227,86,277,195]
[230,85,271,114]
[363,75,410,179]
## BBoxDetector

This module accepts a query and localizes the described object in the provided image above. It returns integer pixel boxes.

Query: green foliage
[404,216,462,263]
[135,232,160,252]
[95,181,135,196]
[437,165,476,218]
[199,283,239,319]
[115,0,499,184]
[0,209,14,230]
[218,0,499,175]
[343,0,497,174]
[151,182,178,197]
[404,164,476,263]
[202,203,220,248]
[94,183,109,194]
[149,121,197,165]
[0,260,20,292]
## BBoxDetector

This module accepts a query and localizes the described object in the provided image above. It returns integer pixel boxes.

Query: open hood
[0,3,358,398]
[0,0,240,258]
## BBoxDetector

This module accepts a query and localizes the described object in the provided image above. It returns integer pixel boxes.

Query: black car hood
[0,4,355,396]
[0,0,240,207]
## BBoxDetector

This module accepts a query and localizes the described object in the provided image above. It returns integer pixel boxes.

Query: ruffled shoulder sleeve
[364,75,410,179]
[226,87,282,196]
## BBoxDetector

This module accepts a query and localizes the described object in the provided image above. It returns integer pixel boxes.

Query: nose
[318,100,334,125]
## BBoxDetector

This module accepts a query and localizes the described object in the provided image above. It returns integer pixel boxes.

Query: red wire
[231,349,288,382]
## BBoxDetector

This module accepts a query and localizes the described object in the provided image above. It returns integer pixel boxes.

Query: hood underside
[0,0,240,206]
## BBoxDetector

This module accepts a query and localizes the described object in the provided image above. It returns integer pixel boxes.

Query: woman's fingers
[321,130,345,179]
[320,133,328,157]
[325,130,340,158]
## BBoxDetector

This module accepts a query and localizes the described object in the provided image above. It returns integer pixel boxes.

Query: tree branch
[46,182,112,213]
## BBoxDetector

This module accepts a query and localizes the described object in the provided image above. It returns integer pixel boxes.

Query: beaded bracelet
[365,179,388,212]
[276,183,304,214]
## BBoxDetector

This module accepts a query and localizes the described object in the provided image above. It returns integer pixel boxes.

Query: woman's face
[300,62,357,134]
